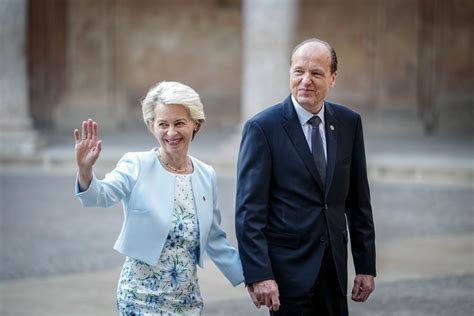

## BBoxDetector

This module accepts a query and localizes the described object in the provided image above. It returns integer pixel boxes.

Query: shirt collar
[291,94,325,126]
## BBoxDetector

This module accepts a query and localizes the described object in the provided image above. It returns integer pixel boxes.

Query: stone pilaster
[215,0,298,172]
[241,0,298,120]
[0,0,38,158]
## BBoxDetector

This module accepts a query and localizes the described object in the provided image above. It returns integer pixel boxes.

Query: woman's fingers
[78,119,99,141]
[74,129,80,143]
[92,120,99,141]
[81,121,87,139]
[86,119,92,139]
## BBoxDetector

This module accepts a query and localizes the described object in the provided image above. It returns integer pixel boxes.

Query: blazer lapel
[152,151,176,226]
[189,160,213,251]
[324,102,338,197]
[281,96,325,192]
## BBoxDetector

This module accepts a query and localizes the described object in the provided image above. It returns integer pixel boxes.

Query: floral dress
[116,174,203,315]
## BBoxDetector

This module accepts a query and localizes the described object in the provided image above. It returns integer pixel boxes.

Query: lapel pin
[330,125,335,131]
[203,196,206,202]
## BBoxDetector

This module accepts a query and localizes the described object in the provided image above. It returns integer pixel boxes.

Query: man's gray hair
[290,38,338,74]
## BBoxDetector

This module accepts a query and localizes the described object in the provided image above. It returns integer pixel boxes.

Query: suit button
[320,236,326,243]
[324,204,328,210]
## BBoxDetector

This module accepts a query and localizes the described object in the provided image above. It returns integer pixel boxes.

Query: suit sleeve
[235,120,274,285]
[74,152,139,208]
[346,116,376,276]
[205,168,244,287]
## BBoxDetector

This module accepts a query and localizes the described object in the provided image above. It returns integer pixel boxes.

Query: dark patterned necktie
[308,116,326,187]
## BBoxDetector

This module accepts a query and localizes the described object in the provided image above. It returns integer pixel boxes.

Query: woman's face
[152,103,197,158]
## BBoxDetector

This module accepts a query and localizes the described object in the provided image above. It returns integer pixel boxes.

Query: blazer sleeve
[346,116,376,276]
[235,120,274,285]
[75,152,140,208]
[205,168,244,287]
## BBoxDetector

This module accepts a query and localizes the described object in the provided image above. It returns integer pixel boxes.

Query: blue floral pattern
[117,174,202,315]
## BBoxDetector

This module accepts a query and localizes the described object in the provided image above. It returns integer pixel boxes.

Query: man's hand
[252,279,280,311]
[351,274,375,302]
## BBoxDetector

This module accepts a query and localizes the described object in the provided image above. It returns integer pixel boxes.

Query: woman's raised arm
[74,118,102,191]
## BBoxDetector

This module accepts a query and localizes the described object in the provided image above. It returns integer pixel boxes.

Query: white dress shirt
[291,95,327,161]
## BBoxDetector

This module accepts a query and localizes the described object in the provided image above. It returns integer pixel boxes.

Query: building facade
[1,0,473,155]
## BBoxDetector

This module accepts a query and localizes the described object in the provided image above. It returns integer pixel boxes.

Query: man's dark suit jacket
[235,95,376,298]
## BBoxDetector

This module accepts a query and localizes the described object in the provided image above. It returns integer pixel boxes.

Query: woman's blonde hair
[142,81,206,139]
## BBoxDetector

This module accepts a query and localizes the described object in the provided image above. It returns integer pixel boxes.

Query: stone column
[241,0,298,119]
[216,0,298,173]
[0,0,38,158]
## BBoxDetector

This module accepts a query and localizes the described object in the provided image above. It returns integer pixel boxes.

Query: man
[235,38,376,315]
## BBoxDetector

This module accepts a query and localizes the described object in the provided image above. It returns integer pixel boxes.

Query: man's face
[289,42,336,114]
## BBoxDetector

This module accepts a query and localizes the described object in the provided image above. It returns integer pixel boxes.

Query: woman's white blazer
[75,149,243,286]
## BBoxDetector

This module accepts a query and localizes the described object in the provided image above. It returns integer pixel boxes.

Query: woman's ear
[192,122,201,140]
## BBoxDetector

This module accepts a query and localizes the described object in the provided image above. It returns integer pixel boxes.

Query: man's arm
[235,120,280,310]
[236,120,274,283]
[346,115,376,301]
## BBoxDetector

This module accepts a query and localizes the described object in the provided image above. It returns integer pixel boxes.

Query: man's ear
[330,72,337,88]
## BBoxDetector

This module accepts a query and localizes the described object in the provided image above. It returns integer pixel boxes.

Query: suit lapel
[281,96,325,192]
[324,102,338,197]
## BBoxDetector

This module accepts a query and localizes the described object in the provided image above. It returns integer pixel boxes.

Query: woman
[74,81,244,315]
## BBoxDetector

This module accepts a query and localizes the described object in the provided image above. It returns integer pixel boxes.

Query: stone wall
[44,0,241,130]
[27,0,473,132]
[299,0,473,112]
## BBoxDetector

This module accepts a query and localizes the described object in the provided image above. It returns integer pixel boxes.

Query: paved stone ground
[1,173,472,280]
[349,274,474,316]
[204,274,474,316]
[0,122,473,315]
[1,169,473,315]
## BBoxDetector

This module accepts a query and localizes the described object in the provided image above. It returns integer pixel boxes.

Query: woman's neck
[158,149,191,173]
